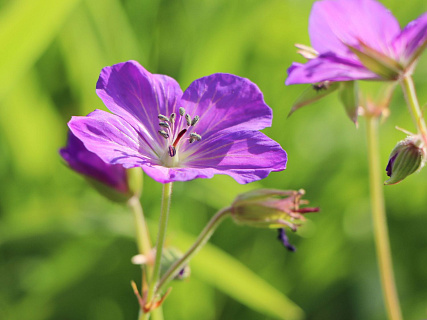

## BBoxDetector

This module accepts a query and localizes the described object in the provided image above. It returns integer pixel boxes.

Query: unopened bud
[60,131,133,202]
[230,189,319,231]
[385,136,426,185]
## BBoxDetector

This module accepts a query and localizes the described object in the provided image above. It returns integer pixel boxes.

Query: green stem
[366,116,402,320]
[128,196,152,265]
[142,182,173,320]
[128,196,163,320]
[156,207,231,294]
[401,75,427,147]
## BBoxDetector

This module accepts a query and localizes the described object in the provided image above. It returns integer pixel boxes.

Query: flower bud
[385,136,426,185]
[60,131,134,202]
[230,189,319,231]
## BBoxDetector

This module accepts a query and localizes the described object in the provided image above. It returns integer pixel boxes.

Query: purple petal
[277,228,296,252]
[285,54,379,85]
[385,153,398,177]
[183,130,287,184]
[392,12,427,62]
[96,61,183,151]
[68,109,161,169]
[179,74,272,141]
[59,131,129,193]
[309,0,400,58]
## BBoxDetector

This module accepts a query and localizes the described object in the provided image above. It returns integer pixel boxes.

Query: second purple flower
[286,0,427,84]
[69,61,287,184]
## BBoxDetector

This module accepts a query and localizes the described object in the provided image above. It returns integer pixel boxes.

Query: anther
[168,145,176,157]
[179,107,185,116]
[189,132,202,143]
[158,114,169,122]
[191,115,199,126]
[170,113,176,124]
[185,114,191,126]
[159,122,170,128]
[158,130,169,139]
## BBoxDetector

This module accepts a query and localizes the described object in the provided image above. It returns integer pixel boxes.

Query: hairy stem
[128,196,152,267]
[141,182,173,320]
[401,75,427,146]
[156,207,232,294]
[366,116,402,320]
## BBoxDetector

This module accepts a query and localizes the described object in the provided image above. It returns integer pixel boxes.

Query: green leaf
[58,5,108,114]
[85,0,143,62]
[0,71,63,178]
[0,0,81,100]
[338,81,359,125]
[288,82,339,118]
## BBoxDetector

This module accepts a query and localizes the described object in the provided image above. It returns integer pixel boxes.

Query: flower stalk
[156,207,232,294]
[142,182,173,320]
[128,196,152,266]
[128,196,167,320]
[366,116,402,320]
[400,75,427,148]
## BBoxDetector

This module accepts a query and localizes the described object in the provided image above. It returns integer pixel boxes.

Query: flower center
[157,107,202,167]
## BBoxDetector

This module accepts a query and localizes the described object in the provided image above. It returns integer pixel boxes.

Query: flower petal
[285,54,379,84]
[181,130,287,184]
[392,12,427,63]
[96,61,183,153]
[68,109,160,169]
[179,73,272,141]
[309,0,400,58]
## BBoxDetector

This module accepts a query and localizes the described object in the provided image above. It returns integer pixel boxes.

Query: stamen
[179,107,185,116]
[159,122,170,128]
[189,132,202,143]
[158,130,169,139]
[185,114,191,126]
[191,115,200,126]
[169,113,176,124]
[168,145,176,157]
[173,129,187,147]
[158,114,169,122]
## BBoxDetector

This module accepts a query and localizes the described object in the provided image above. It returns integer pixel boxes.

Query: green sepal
[338,81,359,125]
[346,42,403,80]
[85,177,133,203]
[288,82,339,118]
[406,38,427,68]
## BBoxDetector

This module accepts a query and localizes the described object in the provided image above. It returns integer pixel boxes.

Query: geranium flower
[286,0,427,84]
[68,61,287,184]
[60,131,131,199]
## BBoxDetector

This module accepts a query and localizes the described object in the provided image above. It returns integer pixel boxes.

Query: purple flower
[60,131,130,195]
[68,61,287,184]
[286,0,427,84]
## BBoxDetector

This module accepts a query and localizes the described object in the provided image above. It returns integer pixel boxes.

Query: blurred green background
[1,0,427,319]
